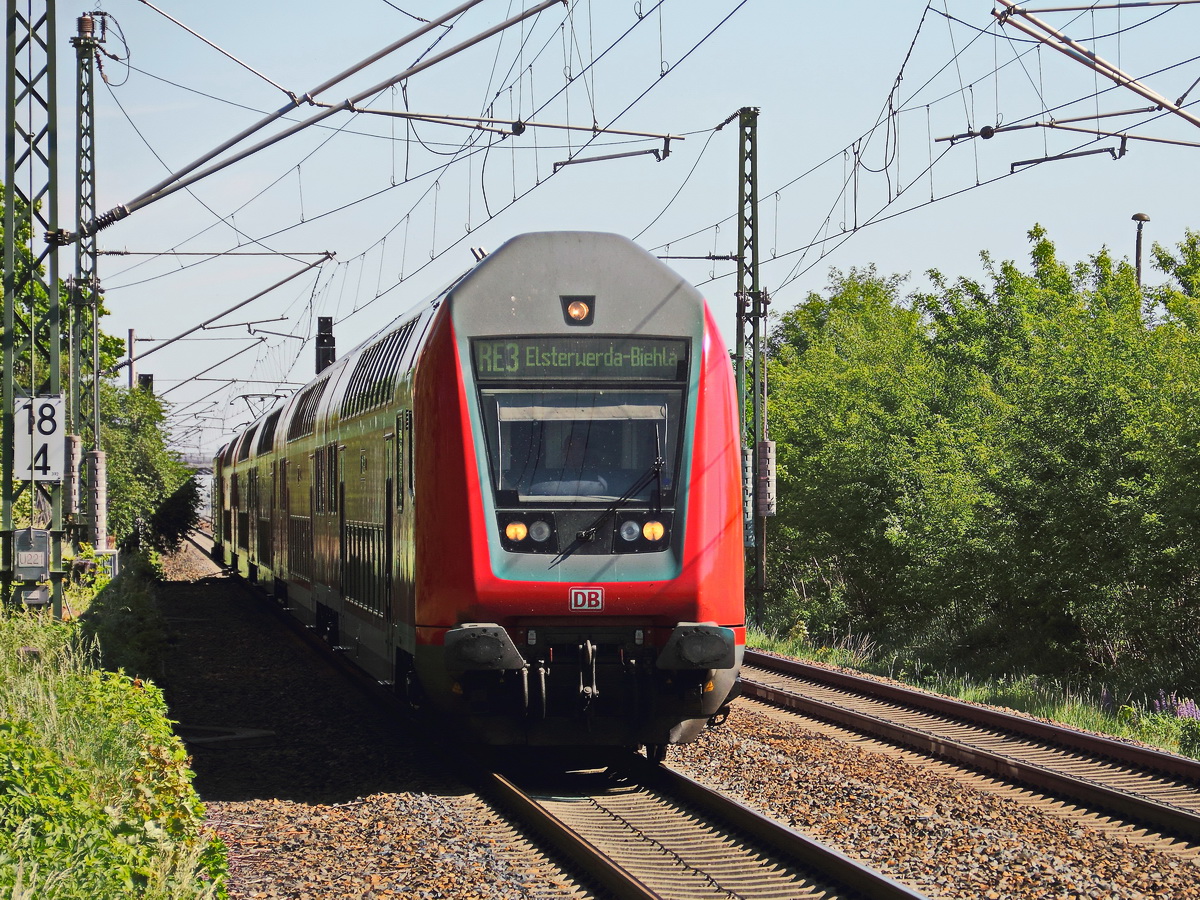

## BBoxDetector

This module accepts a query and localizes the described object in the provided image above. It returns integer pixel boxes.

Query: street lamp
[1132,213,1150,288]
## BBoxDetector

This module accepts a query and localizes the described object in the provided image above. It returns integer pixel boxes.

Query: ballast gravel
[671,707,1200,899]
[158,542,579,899]
[161,542,1200,899]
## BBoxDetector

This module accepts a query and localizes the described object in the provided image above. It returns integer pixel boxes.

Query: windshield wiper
[575,457,663,543]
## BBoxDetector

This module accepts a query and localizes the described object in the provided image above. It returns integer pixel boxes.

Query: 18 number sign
[15,397,64,481]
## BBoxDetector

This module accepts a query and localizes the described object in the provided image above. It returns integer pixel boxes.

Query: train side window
[400,420,410,511]
[385,433,396,514]
[313,452,324,513]
[326,444,339,513]
[333,446,345,511]
[248,469,258,517]
[404,409,415,501]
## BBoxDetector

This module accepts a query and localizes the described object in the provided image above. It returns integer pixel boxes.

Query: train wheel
[396,651,424,711]
[645,743,667,764]
[403,670,425,711]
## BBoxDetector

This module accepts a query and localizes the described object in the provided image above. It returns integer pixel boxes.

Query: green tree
[767,267,940,635]
[0,181,122,392]
[99,383,195,552]
[767,227,1200,694]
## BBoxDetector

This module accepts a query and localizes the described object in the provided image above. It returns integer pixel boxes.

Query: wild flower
[1152,689,1200,720]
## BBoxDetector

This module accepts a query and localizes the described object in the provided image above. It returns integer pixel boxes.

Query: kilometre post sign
[14,397,65,481]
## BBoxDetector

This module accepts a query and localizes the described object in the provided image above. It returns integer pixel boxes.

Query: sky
[48,0,1200,453]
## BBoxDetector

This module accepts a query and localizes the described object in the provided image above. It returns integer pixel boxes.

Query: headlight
[529,520,551,542]
[619,520,641,542]
[642,520,665,541]
[505,521,528,541]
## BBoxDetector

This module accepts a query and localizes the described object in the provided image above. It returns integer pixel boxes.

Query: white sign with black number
[14,396,64,481]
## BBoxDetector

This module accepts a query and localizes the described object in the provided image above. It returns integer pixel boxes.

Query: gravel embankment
[670,704,1200,899]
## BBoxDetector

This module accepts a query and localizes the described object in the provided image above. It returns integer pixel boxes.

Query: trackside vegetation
[0,558,225,899]
[761,226,1200,752]
[1,180,215,896]
[750,628,1200,759]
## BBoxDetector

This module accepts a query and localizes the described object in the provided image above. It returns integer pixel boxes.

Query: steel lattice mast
[70,11,104,550]
[3,0,63,613]
[735,106,774,627]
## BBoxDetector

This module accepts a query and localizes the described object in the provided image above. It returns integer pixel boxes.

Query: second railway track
[740,649,1200,848]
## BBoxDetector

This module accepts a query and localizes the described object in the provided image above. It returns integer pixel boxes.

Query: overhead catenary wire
[121,1,1196,456]
[106,0,705,310]
[159,340,268,398]
[86,0,564,233]
[643,0,1198,301]
[132,0,293,98]
[333,0,753,328]
[103,254,332,375]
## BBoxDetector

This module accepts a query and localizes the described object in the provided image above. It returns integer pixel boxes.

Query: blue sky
[76,0,1200,450]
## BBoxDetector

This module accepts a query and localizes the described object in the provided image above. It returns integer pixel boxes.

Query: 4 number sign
[14,396,64,481]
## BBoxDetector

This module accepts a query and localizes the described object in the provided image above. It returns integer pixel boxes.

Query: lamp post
[1132,213,1150,288]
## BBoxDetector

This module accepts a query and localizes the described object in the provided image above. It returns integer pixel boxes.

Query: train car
[213,232,744,755]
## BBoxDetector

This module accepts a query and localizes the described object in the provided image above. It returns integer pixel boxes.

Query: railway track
[168,536,1200,896]
[468,751,930,900]
[741,649,1200,846]
[187,532,929,898]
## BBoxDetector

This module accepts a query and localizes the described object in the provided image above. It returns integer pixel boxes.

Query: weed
[748,627,1200,760]
[0,585,225,899]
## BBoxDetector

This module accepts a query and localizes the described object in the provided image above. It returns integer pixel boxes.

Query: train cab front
[414,232,745,750]
[434,614,741,746]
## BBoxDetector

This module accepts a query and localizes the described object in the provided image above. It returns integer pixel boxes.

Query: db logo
[569,586,604,611]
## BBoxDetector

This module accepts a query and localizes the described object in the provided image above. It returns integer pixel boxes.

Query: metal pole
[3,0,63,613]
[737,107,765,626]
[1132,213,1150,288]
[994,2,1200,133]
[73,12,100,547]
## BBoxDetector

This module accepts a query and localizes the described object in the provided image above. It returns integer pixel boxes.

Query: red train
[213,232,744,756]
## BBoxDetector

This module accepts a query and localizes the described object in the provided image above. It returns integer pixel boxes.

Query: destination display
[472,336,688,381]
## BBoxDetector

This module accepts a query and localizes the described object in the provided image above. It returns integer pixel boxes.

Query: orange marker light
[505,521,528,541]
[566,299,590,321]
[642,520,665,541]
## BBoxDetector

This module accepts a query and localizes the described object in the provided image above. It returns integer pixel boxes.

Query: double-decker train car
[213,231,744,755]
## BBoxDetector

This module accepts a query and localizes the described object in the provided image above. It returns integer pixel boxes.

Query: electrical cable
[335,0,752,328]
[646,1,1198,293]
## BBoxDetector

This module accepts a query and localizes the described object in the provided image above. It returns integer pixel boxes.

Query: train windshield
[478,389,683,506]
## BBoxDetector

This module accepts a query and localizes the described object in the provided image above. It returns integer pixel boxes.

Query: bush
[0,606,226,899]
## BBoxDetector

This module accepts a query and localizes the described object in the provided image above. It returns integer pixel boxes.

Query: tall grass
[1,562,225,900]
[749,628,1200,760]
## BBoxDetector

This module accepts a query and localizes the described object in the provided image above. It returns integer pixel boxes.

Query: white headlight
[619,520,641,542]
